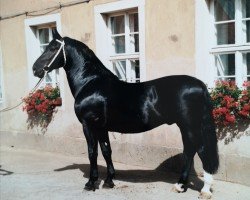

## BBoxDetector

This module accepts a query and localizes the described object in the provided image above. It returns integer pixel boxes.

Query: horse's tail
[199,86,219,174]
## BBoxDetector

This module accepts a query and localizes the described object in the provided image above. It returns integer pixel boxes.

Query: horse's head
[33,29,66,78]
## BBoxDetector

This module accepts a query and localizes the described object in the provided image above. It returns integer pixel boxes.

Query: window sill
[210,44,250,54]
[109,53,140,60]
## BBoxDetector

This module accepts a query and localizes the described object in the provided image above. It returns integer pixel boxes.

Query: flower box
[22,86,61,131]
[52,97,62,106]
[210,81,250,126]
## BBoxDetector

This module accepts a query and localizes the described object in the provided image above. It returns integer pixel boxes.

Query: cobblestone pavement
[1,147,250,200]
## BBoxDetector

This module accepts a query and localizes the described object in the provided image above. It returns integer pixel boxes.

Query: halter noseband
[43,39,66,74]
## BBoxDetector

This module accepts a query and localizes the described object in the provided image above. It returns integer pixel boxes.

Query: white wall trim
[24,13,65,109]
[94,0,146,81]
[195,0,215,87]
[95,0,145,14]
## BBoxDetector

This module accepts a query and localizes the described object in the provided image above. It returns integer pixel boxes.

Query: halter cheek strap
[43,39,66,73]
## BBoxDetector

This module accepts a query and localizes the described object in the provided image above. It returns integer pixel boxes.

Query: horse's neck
[63,43,113,98]
[64,59,93,98]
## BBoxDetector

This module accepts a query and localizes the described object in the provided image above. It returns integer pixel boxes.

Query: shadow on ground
[0,165,13,176]
[54,154,204,192]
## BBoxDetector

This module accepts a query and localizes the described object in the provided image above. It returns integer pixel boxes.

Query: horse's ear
[52,29,62,40]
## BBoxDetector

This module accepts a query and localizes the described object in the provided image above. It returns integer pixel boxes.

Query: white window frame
[24,13,65,108]
[94,0,146,82]
[195,0,250,88]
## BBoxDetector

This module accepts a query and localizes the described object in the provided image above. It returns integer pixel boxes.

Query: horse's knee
[88,148,98,160]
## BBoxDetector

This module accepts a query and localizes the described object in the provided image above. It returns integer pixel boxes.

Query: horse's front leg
[83,125,99,191]
[98,131,115,188]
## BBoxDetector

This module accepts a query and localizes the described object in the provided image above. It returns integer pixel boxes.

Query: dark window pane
[38,28,49,44]
[113,60,126,81]
[242,0,250,18]
[130,60,140,82]
[216,23,235,44]
[215,0,235,21]
[247,53,250,75]
[129,13,139,32]
[113,36,125,54]
[111,15,125,34]
[216,54,235,76]
[130,34,139,53]
[247,20,250,43]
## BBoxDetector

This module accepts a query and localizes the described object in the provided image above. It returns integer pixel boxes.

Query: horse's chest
[75,93,107,125]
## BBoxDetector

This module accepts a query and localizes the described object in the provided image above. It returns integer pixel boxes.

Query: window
[36,24,60,87]
[94,0,146,83]
[25,14,64,104]
[109,11,140,82]
[211,0,250,86]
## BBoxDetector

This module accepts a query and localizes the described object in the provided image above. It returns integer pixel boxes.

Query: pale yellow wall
[0,0,195,148]
[145,0,195,80]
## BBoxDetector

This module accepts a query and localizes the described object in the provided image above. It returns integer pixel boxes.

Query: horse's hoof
[171,183,184,193]
[198,191,212,199]
[84,181,97,191]
[103,180,115,188]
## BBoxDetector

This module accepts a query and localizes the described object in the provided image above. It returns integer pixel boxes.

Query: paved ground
[0,147,250,200]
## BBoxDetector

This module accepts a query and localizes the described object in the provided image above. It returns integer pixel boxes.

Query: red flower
[243,81,250,87]
[243,104,250,111]
[40,93,45,101]
[225,114,236,123]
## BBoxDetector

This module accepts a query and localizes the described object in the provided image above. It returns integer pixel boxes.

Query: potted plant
[22,85,62,132]
[210,80,250,143]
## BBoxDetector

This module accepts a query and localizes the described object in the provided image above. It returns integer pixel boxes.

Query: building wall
[0,0,195,147]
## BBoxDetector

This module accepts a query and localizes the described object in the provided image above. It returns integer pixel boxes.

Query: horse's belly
[106,114,165,133]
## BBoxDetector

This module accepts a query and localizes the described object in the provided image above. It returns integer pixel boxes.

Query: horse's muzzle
[33,67,45,78]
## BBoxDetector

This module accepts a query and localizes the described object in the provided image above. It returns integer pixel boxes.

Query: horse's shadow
[54,154,204,192]
[0,165,14,176]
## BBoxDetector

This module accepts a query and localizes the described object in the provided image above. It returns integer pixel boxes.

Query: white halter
[43,39,66,73]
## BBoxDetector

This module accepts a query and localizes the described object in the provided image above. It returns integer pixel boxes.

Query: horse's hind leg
[197,147,215,199]
[173,127,196,193]
[98,131,115,188]
[83,125,99,191]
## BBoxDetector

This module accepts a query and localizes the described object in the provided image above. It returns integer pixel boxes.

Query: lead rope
[0,39,66,113]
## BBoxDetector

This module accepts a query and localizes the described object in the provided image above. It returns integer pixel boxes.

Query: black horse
[33,29,219,198]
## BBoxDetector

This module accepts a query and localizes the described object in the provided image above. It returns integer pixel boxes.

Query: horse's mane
[64,37,118,80]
